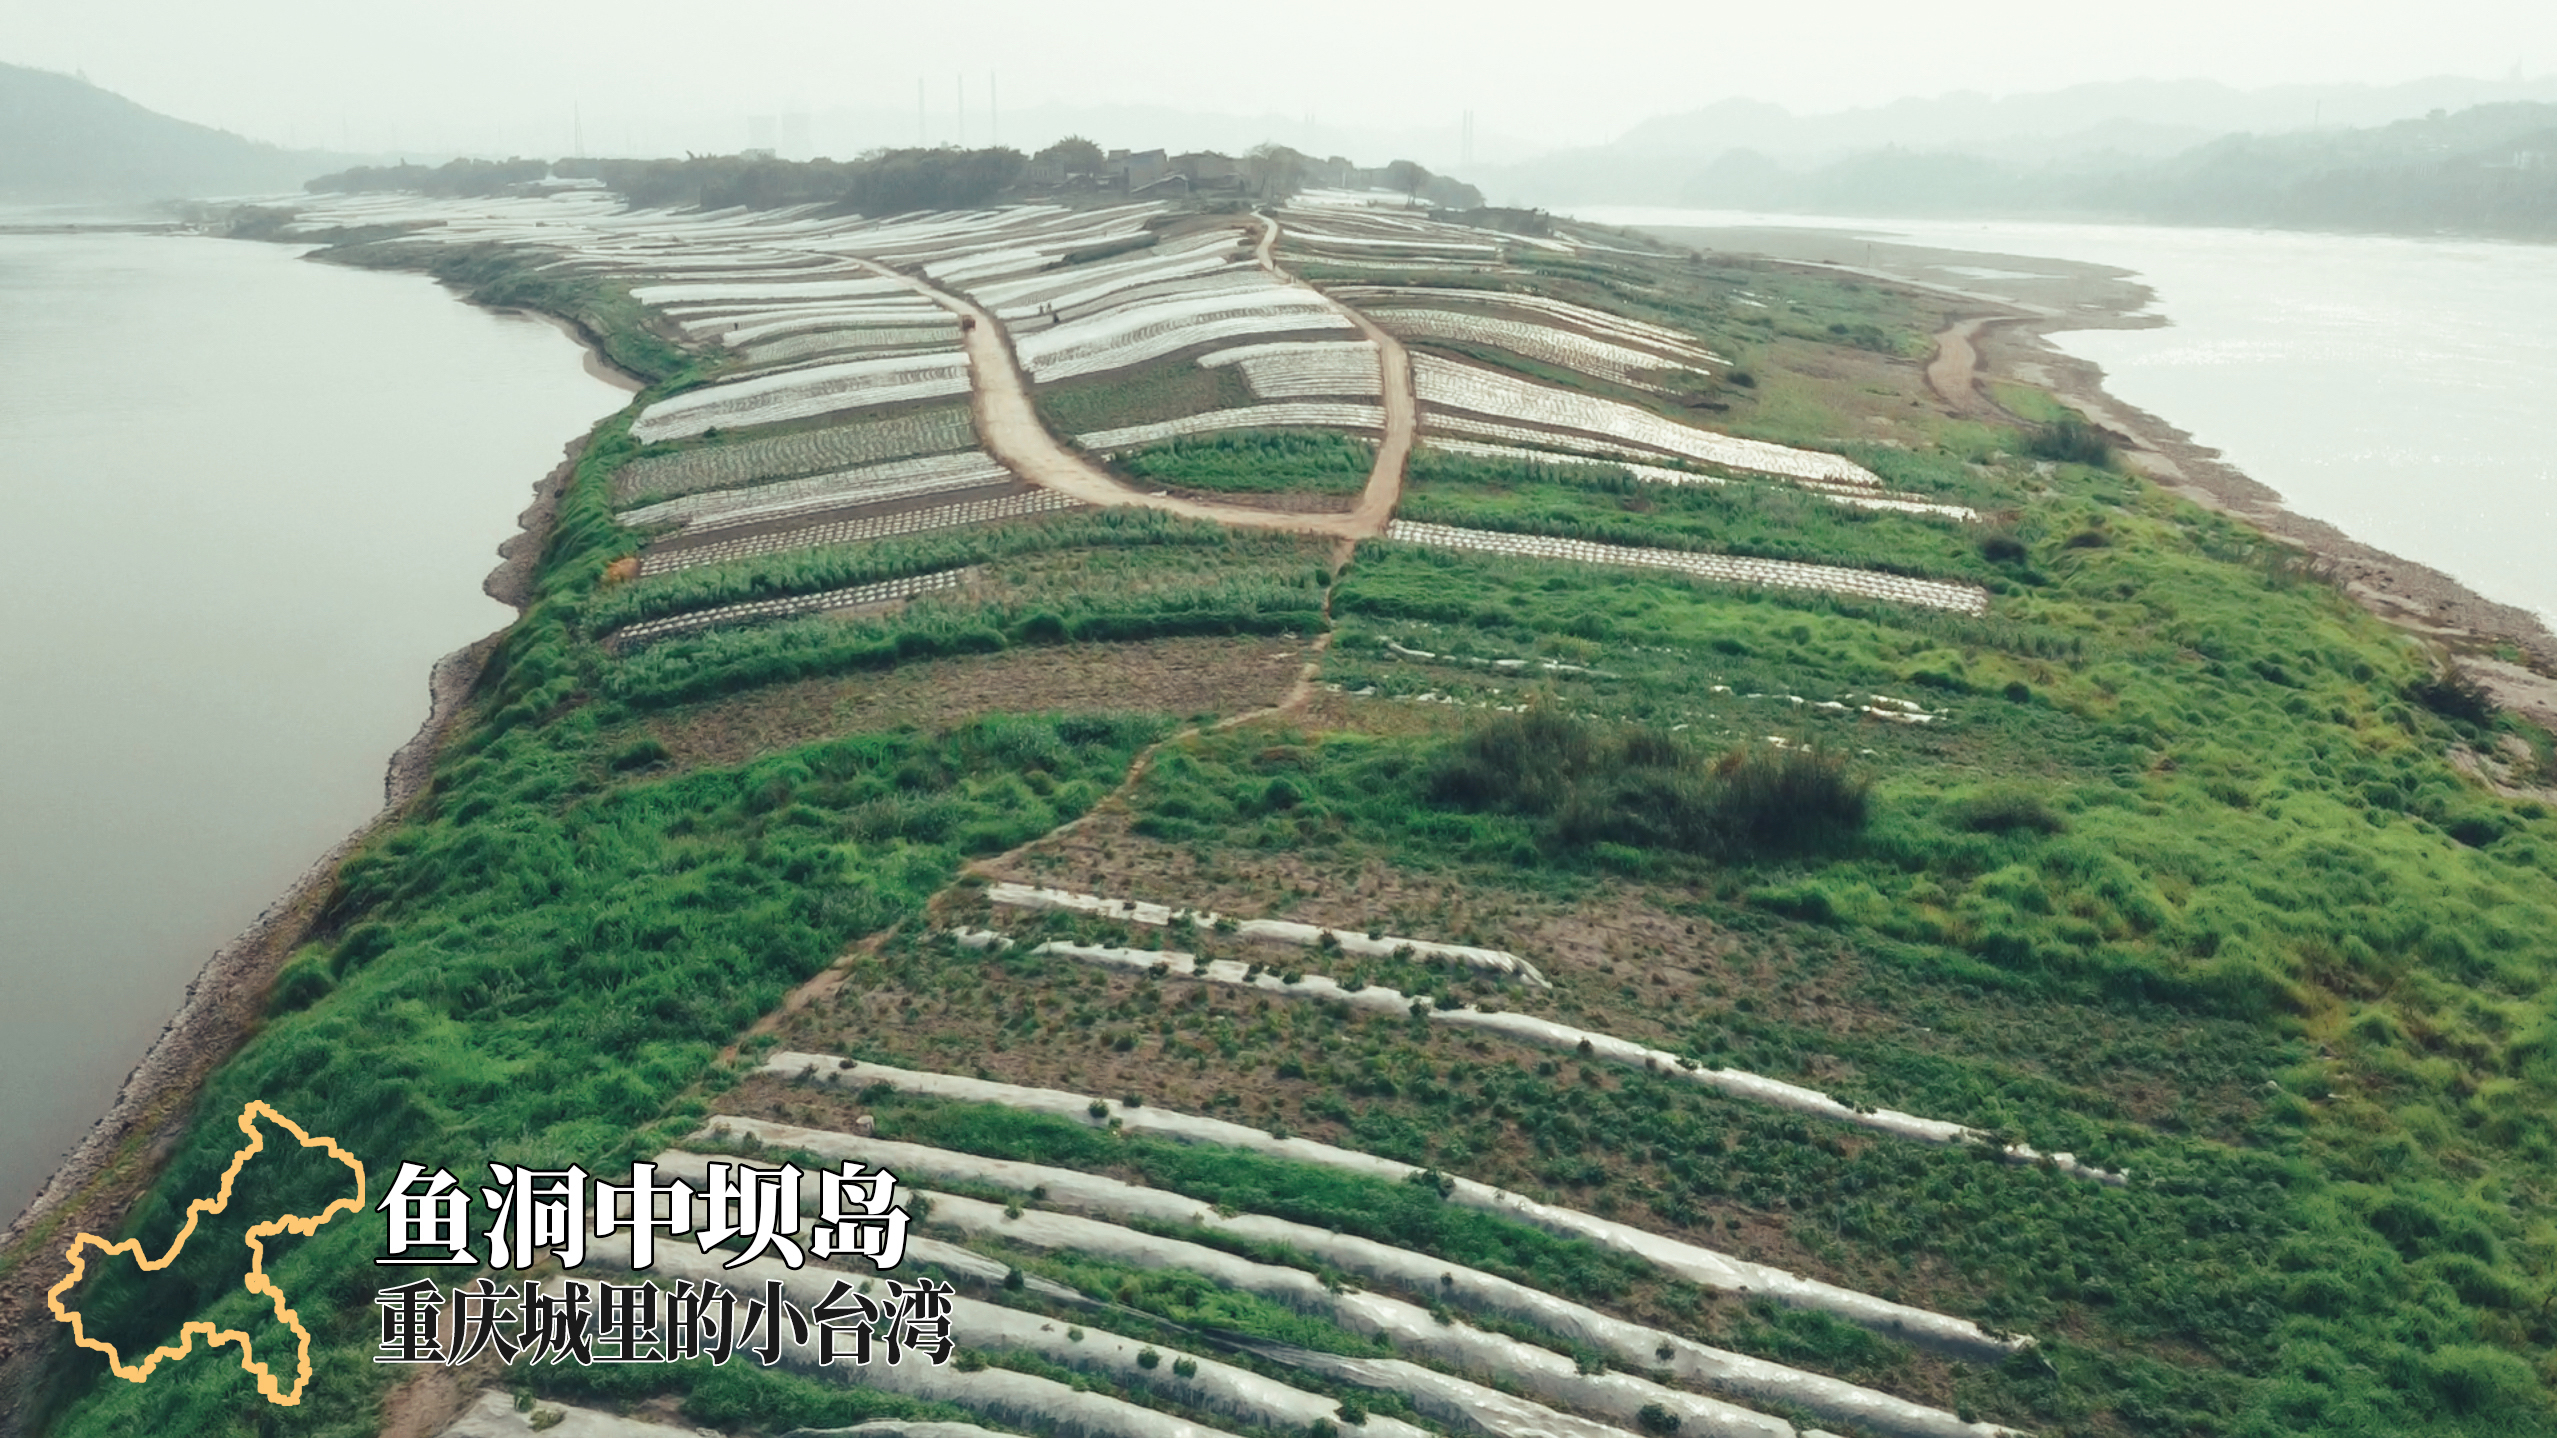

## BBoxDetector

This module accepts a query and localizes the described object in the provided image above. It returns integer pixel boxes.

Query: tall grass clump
[2021,413,2113,469]
[1427,707,1867,858]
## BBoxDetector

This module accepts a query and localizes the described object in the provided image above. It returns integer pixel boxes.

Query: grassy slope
[15,232,2557,1438]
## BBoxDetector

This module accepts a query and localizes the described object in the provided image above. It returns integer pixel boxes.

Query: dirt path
[843,231,1414,541]
[733,557,1351,1056]
[1923,316,1993,413]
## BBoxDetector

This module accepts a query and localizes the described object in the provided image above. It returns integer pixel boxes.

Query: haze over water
[0,227,624,1222]
[1592,209,2557,630]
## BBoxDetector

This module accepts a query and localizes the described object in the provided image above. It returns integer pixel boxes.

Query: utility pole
[990,72,998,148]
[918,78,926,146]
[573,100,584,159]
[958,75,965,147]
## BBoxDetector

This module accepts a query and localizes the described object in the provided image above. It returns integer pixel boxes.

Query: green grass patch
[1398,447,1997,583]
[1034,355,1254,437]
[1115,429,1373,495]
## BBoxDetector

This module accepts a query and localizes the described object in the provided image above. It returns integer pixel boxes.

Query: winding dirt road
[845,215,1414,541]
[1923,315,1996,414]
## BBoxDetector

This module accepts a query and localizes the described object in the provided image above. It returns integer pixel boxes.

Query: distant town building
[1117,149,1167,192]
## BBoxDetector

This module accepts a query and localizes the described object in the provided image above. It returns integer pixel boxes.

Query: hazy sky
[10,0,2556,160]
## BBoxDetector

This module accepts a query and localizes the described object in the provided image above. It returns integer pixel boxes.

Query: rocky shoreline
[1981,318,2557,729]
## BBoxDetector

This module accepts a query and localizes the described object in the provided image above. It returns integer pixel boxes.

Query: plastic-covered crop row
[1375,307,1701,390]
[614,407,976,506]
[757,1054,2031,1361]
[1413,356,1877,486]
[639,490,1077,575]
[740,325,965,368]
[622,451,1014,533]
[990,935,2125,1188]
[1018,291,1352,383]
[1333,285,1721,364]
[632,352,971,443]
[607,567,975,645]
[631,275,910,306]
[982,881,1548,984]
[690,1119,2020,1438]
[1385,519,1989,614]
[589,1233,1407,1438]
[1075,404,1388,453]
[1198,341,1382,400]
[973,236,1246,318]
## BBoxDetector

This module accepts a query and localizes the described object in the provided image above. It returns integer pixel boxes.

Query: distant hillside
[1486,78,2557,240]
[1493,95,2557,241]
[0,62,327,202]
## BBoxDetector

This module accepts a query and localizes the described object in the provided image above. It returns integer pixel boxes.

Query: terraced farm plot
[1415,354,1880,487]
[1396,447,1990,577]
[1031,353,1257,437]
[736,322,961,367]
[621,450,1014,533]
[1386,521,1988,613]
[1199,339,1382,400]
[627,635,1314,772]
[639,487,1076,576]
[1337,284,1725,364]
[1378,306,1709,389]
[630,349,972,442]
[592,514,1335,704]
[1078,403,1388,453]
[613,406,978,506]
[1018,286,1356,383]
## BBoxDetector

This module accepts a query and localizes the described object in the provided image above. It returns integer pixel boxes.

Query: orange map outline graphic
[45,1100,368,1407]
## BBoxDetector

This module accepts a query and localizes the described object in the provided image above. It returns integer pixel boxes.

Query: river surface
[1586,208,2557,630]
[0,225,625,1222]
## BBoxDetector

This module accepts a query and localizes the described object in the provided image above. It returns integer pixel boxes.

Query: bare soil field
[634,636,1314,771]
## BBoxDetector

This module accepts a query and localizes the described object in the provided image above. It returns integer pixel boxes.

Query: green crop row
[1114,429,1374,494]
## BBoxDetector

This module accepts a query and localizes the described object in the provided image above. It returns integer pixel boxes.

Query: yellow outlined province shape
[46,1100,368,1407]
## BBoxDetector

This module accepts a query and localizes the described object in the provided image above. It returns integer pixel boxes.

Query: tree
[1244,143,1309,199]
[1036,135,1104,176]
[1381,159,1434,205]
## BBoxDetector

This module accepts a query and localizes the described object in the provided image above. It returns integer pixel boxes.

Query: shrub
[1637,1402,1681,1433]
[1950,790,2067,835]
[608,737,671,772]
[2422,1345,2537,1415]
[2024,413,2113,467]
[267,955,334,1015]
[2409,668,2496,726]
[1980,532,2029,564]
[1428,708,1866,858]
